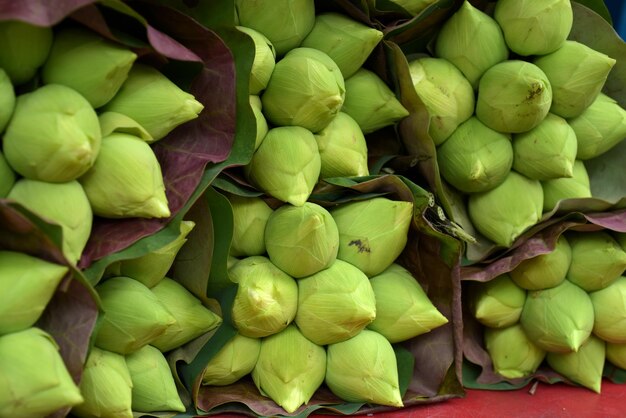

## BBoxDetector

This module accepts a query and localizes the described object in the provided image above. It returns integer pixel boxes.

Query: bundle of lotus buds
[410,0,626,249]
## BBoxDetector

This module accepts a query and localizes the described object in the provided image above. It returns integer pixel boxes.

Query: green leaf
[573,0,613,24]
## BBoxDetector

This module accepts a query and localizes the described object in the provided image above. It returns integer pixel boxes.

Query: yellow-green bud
[512,113,578,180]
[265,202,339,278]
[201,333,261,386]
[408,57,475,145]
[0,251,68,335]
[546,335,605,393]
[79,133,170,219]
[228,194,273,257]
[237,26,276,94]
[342,68,409,134]
[534,41,616,118]
[94,277,176,355]
[378,0,437,16]
[7,179,93,265]
[3,84,101,182]
[434,0,508,89]
[98,111,153,142]
[0,21,52,85]
[0,327,83,418]
[368,263,448,343]
[326,329,404,407]
[606,342,626,370]
[468,171,543,247]
[296,259,376,345]
[541,160,592,212]
[72,347,133,418]
[476,60,552,134]
[331,197,413,277]
[249,95,269,151]
[510,235,571,290]
[106,220,195,288]
[437,116,513,193]
[0,150,16,198]
[229,256,298,338]
[0,68,15,133]
[235,0,315,56]
[566,231,626,292]
[484,324,546,379]
[301,12,383,79]
[569,93,626,160]
[150,278,222,352]
[470,274,526,328]
[314,112,369,178]
[520,279,594,353]
[589,276,626,343]
[252,325,326,413]
[494,0,573,56]
[261,47,344,133]
[244,126,321,207]
[125,345,185,412]
[42,28,137,108]
[102,64,204,141]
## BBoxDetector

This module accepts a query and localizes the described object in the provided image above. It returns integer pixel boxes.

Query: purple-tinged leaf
[0,0,97,25]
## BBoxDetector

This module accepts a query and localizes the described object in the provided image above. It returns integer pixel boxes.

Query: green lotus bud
[326,329,403,407]
[301,13,383,79]
[437,116,513,193]
[98,111,153,142]
[229,256,298,338]
[566,231,626,292]
[108,220,195,288]
[589,276,626,343]
[484,324,546,379]
[0,68,15,133]
[512,113,578,180]
[0,327,83,418]
[94,277,176,355]
[541,160,592,212]
[102,64,204,141]
[8,179,93,265]
[265,202,339,278]
[0,251,68,334]
[252,325,326,413]
[476,60,552,134]
[468,171,543,247]
[261,47,344,133]
[229,194,273,257]
[244,126,321,207]
[0,21,52,85]
[606,342,626,370]
[494,0,573,56]
[125,345,185,412]
[520,279,594,353]
[380,0,437,16]
[201,333,261,386]
[235,0,315,56]
[470,274,526,328]
[510,235,571,290]
[569,93,626,160]
[296,259,376,345]
[0,150,16,198]
[237,26,276,94]
[72,347,133,418]
[331,197,413,277]
[434,0,508,89]
[79,133,170,219]
[368,263,448,343]
[546,335,605,393]
[408,57,475,145]
[314,112,369,178]
[3,84,101,182]
[150,278,222,352]
[42,28,137,108]
[534,41,616,118]
[342,68,409,134]
[249,95,269,150]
